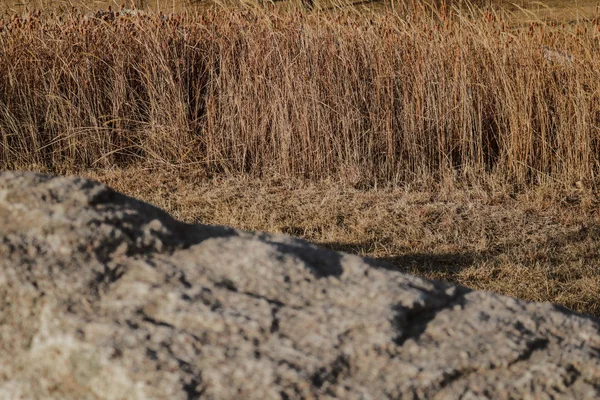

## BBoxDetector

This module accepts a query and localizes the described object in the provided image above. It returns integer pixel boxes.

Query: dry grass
[85,167,600,316]
[1,0,598,14]
[3,3,600,316]
[2,5,600,186]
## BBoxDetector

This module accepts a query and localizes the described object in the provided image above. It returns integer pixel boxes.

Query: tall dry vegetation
[1,4,599,186]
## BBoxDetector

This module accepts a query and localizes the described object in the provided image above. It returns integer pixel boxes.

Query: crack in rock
[393,288,469,346]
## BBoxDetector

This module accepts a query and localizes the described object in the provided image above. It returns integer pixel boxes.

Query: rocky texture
[1,171,600,399]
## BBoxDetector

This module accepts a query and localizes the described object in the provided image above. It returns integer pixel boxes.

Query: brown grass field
[1,0,600,315]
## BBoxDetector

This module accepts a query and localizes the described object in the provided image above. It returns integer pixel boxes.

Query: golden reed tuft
[0,3,598,187]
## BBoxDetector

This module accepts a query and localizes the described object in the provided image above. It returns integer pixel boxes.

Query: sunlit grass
[1,4,600,187]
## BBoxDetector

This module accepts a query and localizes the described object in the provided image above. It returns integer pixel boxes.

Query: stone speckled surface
[1,171,599,399]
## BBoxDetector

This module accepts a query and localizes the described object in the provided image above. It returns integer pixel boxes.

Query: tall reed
[0,4,599,186]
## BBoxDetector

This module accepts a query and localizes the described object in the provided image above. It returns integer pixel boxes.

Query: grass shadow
[319,240,481,277]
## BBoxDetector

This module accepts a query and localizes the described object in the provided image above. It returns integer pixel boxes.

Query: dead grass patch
[85,167,600,316]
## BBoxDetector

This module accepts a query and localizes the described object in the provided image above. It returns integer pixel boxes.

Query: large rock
[0,171,599,399]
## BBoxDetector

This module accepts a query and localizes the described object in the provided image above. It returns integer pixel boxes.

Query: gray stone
[0,171,599,399]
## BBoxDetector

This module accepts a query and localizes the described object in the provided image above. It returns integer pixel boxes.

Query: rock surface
[1,171,600,399]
